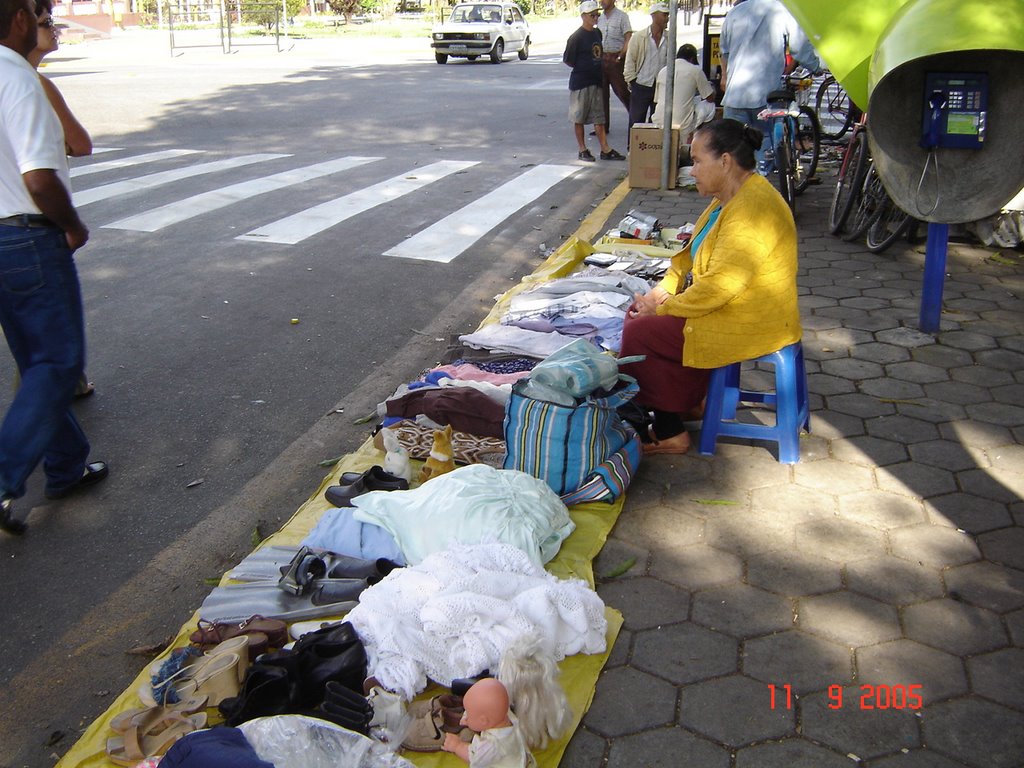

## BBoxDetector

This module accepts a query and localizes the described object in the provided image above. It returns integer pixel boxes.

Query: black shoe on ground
[578,149,596,162]
[44,461,109,500]
[600,148,626,160]
[1,496,26,535]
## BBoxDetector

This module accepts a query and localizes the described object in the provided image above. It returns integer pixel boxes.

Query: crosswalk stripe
[102,156,383,232]
[237,160,479,246]
[89,147,123,155]
[71,149,203,178]
[384,164,579,263]
[72,154,290,207]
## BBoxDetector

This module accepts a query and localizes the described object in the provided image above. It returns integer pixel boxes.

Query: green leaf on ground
[251,525,264,548]
[352,412,377,425]
[989,253,1018,266]
[601,557,637,579]
[691,498,739,506]
[203,577,221,586]
[318,455,344,468]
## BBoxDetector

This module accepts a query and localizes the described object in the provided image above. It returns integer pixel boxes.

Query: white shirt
[0,45,70,217]
[596,6,631,53]
[635,29,667,87]
[653,59,716,136]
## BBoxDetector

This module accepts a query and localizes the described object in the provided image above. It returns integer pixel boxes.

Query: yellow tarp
[58,183,636,768]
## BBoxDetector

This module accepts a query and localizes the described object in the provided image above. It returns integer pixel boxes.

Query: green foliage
[512,0,529,14]
[240,0,304,29]
[326,0,362,19]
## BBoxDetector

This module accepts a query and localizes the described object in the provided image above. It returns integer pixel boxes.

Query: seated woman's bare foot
[642,430,691,455]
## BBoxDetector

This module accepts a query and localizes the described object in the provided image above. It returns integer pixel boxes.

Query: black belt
[0,214,57,229]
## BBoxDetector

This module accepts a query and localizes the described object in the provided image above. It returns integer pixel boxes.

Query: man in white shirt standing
[595,0,631,136]
[0,0,106,535]
[623,2,670,130]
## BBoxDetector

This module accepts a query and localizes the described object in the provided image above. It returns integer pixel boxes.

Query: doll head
[460,678,512,732]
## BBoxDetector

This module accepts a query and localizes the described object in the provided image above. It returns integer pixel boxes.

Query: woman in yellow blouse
[619,119,801,454]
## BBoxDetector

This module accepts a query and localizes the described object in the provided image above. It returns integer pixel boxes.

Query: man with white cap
[623,2,671,129]
[563,0,625,162]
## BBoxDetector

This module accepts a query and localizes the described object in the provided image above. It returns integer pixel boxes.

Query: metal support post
[919,222,949,333]
[659,0,678,190]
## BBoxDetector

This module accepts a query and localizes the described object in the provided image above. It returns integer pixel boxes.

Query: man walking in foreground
[0,0,107,535]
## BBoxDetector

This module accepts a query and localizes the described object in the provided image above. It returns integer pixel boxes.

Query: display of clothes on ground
[58,220,690,768]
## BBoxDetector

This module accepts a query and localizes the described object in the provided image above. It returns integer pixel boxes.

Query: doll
[418,424,456,484]
[381,428,414,483]
[441,679,536,768]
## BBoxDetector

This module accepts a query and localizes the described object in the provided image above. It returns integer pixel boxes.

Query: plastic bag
[526,338,643,403]
[238,715,416,768]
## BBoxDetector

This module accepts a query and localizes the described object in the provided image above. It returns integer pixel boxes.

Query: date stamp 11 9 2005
[768,684,924,711]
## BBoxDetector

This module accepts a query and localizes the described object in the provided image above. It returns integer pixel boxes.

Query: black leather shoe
[324,466,408,507]
[44,461,109,500]
[1,496,26,535]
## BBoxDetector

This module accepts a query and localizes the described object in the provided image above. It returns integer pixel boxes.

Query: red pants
[618,310,710,414]
[601,53,631,133]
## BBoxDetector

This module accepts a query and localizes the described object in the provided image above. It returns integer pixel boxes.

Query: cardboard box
[628,125,679,190]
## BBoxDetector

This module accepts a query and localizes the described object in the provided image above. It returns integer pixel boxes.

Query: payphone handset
[920,72,988,149]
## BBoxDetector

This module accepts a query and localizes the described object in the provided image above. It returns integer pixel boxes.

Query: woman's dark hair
[34,0,52,14]
[694,118,763,171]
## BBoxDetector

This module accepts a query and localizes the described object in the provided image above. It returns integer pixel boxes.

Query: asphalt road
[0,21,658,766]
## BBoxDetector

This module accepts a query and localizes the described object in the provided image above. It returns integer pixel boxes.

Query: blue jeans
[723,106,769,171]
[0,225,89,499]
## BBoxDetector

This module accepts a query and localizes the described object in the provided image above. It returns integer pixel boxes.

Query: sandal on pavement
[43,461,109,500]
[600,148,626,160]
[642,430,691,455]
[105,712,206,766]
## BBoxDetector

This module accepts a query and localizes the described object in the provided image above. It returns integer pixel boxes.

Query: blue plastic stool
[698,341,810,463]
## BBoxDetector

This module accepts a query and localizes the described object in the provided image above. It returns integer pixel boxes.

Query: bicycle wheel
[816,76,854,141]
[775,125,796,215]
[793,106,820,194]
[828,129,868,235]
[866,199,913,253]
[843,162,888,242]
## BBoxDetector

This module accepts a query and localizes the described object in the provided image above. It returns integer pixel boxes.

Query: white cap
[579,0,600,14]
[649,2,670,13]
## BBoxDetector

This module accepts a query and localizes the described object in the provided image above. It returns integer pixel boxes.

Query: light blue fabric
[350,465,576,567]
[720,0,809,109]
[689,206,722,258]
[303,506,407,564]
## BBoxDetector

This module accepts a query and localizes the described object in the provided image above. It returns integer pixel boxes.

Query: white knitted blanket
[346,543,607,701]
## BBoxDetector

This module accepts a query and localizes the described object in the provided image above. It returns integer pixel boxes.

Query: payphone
[920,72,988,149]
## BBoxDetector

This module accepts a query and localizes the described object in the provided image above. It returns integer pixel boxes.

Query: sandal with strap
[109,697,207,733]
[105,712,206,766]
[190,615,287,651]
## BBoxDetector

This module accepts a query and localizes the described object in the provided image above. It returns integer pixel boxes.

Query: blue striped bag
[502,377,642,504]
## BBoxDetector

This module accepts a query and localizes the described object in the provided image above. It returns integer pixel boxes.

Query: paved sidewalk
[561,168,1024,767]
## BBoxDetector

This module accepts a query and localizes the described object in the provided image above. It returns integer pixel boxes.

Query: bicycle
[815,72,862,142]
[758,72,822,214]
[827,111,869,235]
